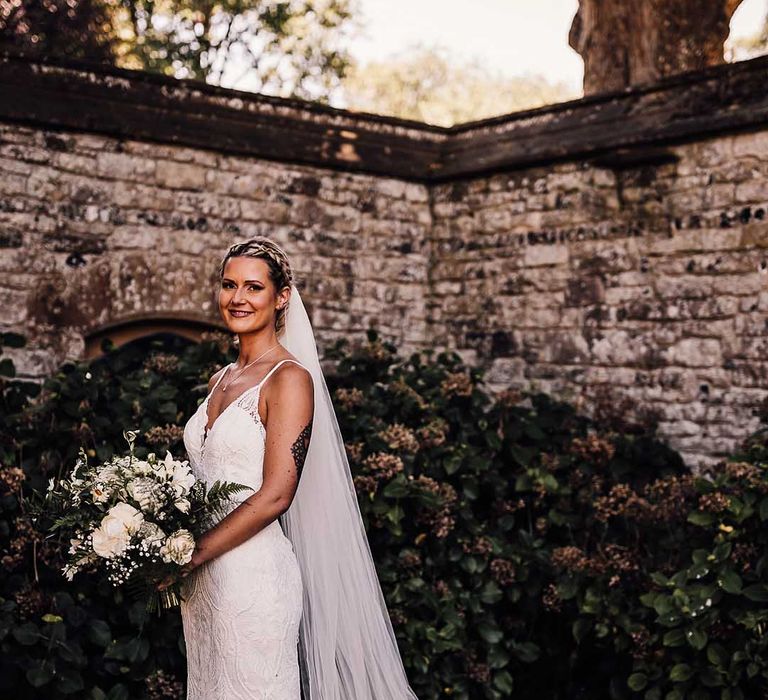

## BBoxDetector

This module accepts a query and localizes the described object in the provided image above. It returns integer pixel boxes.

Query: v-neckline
[202,370,261,440]
[200,362,272,443]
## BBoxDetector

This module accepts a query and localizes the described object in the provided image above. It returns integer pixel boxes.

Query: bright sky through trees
[346,0,767,100]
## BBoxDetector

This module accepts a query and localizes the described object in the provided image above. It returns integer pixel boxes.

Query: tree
[112,0,354,99]
[340,46,578,127]
[569,0,747,95]
[0,0,117,62]
[0,0,354,101]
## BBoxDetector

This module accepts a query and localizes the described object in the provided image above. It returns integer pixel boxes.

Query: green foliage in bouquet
[1,328,768,699]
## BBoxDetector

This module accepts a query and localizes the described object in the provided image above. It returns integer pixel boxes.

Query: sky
[346,0,768,96]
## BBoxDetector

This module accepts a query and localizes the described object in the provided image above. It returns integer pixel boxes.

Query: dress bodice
[182,358,306,511]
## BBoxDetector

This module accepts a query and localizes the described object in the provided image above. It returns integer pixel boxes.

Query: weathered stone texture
[0,124,431,378]
[429,131,768,468]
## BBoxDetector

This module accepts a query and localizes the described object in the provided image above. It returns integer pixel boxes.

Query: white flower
[160,529,195,565]
[171,460,196,498]
[68,537,83,555]
[109,502,144,532]
[92,521,125,559]
[91,502,144,558]
[153,451,176,480]
[90,483,110,503]
[97,463,120,483]
[174,498,191,514]
[127,477,165,514]
[130,460,153,477]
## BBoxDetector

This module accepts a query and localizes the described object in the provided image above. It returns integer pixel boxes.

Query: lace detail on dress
[233,386,266,428]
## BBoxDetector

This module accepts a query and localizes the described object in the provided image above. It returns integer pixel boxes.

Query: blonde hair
[218,237,294,334]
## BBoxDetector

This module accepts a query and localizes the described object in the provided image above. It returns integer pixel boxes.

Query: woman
[176,237,418,700]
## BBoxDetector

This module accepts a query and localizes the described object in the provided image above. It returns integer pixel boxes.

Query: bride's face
[219,256,287,334]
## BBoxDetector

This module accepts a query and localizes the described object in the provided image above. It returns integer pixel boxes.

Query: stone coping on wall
[1,51,768,183]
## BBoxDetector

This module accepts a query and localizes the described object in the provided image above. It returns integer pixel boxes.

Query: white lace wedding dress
[180,359,305,700]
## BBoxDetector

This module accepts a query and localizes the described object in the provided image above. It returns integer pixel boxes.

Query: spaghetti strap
[257,358,307,389]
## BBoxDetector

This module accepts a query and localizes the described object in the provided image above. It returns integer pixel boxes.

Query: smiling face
[218,256,290,334]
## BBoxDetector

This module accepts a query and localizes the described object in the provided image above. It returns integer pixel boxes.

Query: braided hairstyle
[218,237,294,334]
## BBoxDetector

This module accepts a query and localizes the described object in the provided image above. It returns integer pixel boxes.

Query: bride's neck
[235,331,280,367]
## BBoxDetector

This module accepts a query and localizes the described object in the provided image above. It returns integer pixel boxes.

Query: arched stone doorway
[84,313,228,360]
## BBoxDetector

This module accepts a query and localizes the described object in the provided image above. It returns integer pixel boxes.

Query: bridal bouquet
[42,430,251,611]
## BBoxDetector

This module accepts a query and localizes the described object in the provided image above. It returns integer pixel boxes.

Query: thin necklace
[221,344,279,393]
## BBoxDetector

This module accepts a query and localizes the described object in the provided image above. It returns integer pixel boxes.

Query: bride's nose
[232,286,247,304]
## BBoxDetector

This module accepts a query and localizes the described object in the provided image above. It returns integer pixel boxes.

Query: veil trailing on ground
[278,284,419,700]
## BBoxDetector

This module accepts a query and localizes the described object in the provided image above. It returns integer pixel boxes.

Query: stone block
[734,179,766,203]
[96,152,156,180]
[155,160,206,190]
[665,338,722,367]
[732,131,768,158]
[523,244,568,267]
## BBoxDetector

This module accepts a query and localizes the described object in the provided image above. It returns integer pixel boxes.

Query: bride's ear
[276,285,291,311]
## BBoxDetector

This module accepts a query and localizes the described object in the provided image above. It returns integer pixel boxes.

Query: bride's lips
[228,309,253,318]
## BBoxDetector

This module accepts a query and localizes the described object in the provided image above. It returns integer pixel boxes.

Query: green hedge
[1,329,767,699]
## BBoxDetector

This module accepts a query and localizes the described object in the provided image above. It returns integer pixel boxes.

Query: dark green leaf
[669,663,693,682]
[26,667,53,687]
[628,673,648,691]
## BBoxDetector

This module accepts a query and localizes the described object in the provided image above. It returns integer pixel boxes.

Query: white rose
[91,518,129,559]
[91,503,144,559]
[159,529,195,565]
[108,502,144,533]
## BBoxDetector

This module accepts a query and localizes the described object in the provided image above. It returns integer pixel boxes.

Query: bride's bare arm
[186,363,314,571]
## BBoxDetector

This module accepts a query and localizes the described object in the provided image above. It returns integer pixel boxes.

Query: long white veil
[278,284,419,700]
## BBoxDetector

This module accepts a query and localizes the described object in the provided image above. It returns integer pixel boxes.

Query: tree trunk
[569,0,746,95]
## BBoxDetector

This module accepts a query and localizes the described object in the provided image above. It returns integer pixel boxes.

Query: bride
[173,237,418,699]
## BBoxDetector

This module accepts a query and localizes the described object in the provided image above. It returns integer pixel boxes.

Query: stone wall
[2,52,768,468]
[0,125,431,377]
[430,134,768,467]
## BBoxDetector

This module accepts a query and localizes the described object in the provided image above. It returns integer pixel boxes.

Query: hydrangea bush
[1,329,767,699]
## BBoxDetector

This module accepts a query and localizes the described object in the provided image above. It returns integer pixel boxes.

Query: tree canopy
[0,0,354,101]
[340,46,578,127]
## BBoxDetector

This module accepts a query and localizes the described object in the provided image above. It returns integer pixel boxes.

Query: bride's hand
[176,547,206,581]
[156,554,200,590]
[156,572,177,591]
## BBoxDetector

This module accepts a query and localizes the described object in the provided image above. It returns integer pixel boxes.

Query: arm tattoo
[290,422,312,478]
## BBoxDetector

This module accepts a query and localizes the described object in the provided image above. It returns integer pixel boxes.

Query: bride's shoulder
[267,356,313,392]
